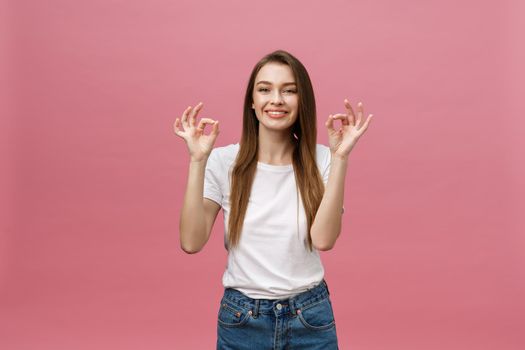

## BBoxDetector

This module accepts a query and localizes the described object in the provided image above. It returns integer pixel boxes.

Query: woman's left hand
[325,99,373,158]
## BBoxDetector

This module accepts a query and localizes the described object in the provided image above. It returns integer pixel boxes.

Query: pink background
[2,0,524,349]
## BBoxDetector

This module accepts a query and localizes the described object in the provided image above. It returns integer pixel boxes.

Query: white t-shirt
[203,143,333,299]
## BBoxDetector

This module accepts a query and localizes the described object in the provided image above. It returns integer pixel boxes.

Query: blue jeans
[217,279,339,349]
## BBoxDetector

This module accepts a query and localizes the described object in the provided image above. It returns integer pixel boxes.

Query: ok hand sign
[326,99,373,158]
[173,102,220,162]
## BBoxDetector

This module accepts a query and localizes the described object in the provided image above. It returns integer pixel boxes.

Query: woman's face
[252,62,299,133]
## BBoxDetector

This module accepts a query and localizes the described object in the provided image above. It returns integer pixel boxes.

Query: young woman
[173,50,372,349]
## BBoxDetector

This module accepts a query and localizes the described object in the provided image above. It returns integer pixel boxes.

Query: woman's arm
[173,102,221,254]
[179,158,221,254]
[310,154,348,251]
[310,99,373,251]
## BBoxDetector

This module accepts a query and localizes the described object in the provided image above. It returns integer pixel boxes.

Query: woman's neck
[257,128,294,165]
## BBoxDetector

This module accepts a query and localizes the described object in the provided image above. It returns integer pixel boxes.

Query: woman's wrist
[331,151,349,163]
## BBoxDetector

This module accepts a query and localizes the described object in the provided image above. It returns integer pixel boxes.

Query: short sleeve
[203,148,223,206]
[320,147,331,186]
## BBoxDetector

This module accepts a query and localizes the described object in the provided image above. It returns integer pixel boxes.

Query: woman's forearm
[310,154,348,250]
[179,158,208,253]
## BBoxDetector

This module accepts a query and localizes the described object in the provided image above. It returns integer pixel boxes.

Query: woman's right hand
[173,102,220,162]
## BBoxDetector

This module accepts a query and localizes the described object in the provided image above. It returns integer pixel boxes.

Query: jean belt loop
[290,298,297,316]
[253,299,260,318]
[324,279,330,295]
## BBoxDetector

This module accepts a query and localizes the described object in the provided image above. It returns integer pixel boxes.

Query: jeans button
[276,303,282,310]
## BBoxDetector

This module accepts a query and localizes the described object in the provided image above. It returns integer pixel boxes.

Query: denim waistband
[222,279,331,317]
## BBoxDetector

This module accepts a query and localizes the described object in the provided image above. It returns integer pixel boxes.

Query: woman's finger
[331,113,351,126]
[325,115,336,133]
[173,118,185,138]
[196,117,216,132]
[209,121,220,142]
[356,102,364,127]
[211,120,220,136]
[359,114,373,133]
[181,106,192,129]
[344,99,356,118]
[189,102,203,127]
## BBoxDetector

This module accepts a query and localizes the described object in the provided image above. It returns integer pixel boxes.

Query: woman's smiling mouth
[265,110,289,118]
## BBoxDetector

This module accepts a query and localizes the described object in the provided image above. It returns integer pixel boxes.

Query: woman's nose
[271,92,284,104]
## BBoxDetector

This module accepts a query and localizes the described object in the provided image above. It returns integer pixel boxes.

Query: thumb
[211,120,220,136]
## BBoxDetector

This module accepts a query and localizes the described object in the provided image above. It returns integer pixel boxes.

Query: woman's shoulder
[315,143,330,153]
[209,143,240,166]
[211,143,239,156]
[315,143,331,161]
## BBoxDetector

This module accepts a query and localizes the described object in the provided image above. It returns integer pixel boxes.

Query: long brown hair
[228,50,325,251]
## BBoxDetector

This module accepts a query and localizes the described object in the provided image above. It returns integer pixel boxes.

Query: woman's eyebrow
[256,81,296,86]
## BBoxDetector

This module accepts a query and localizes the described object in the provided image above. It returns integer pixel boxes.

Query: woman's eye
[257,88,296,93]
